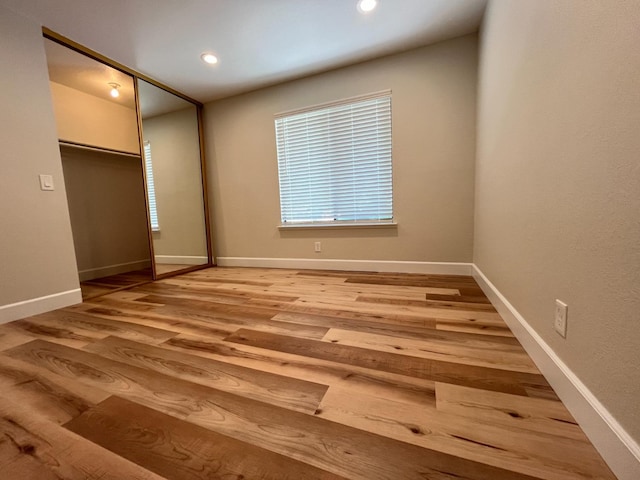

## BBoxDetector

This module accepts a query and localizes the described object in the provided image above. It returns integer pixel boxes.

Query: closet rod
[59,140,142,158]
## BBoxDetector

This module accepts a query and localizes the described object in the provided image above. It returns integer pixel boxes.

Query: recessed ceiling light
[357,0,378,13]
[201,52,219,65]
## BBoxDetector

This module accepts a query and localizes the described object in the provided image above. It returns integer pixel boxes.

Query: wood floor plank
[3,339,540,480]
[135,293,277,318]
[134,281,253,305]
[315,387,615,480]
[164,333,438,407]
[224,328,551,396]
[78,295,328,340]
[35,310,179,344]
[435,382,584,440]
[425,292,493,304]
[79,283,115,300]
[161,276,274,287]
[76,301,239,338]
[0,393,165,480]
[273,310,518,345]
[131,293,331,339]
[323,324,524,351]
[0,353,110,425]
[272,310,441,339]
[80,268,153,300]
[280,301,442,328]
[84,335,328,413]
[0,330,33,352]
[436,318,516,337]
[191,270,461,297]
[149,278,301,302]
[4,339,214,420]
[220,283,359,301]
[344,273,479,288]
[289,296,504,322]
[322,328,539,373]
[65,396,346,480]
[2,309,177,349]
[357,294,497,312]
[3,317,96,349]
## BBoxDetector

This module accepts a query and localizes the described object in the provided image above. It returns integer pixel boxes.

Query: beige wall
[142,107,208,260]
[205,35,478,262]
[475,0,640,442]
[0,6,80,308]
[50,81,140,154]
[60,146,151,280]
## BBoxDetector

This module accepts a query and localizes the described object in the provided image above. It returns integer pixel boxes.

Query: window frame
[274,90,394,229]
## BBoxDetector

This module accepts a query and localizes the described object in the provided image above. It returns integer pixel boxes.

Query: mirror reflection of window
[138,79,209,276]
[143,141,160,232]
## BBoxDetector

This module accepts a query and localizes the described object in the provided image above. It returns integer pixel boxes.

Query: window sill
[278,221,397,231]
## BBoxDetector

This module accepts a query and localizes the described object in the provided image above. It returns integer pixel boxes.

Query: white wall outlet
[554,299,568,338]
[39,174,54,191]
[314,241,321,253]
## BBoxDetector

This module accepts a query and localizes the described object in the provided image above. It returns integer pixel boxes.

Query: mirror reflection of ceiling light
[357,0,378,13]
[108,82,120,98]
[201,53,219,65]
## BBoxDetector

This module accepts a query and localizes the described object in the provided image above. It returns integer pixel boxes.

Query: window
[275,91,392,226]
[143,141,160,231]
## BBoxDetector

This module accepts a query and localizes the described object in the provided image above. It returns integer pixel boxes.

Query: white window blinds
[275,91,392,225]
[143,141,160,231]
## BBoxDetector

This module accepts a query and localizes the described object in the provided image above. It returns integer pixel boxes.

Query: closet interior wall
[60,144,152,282]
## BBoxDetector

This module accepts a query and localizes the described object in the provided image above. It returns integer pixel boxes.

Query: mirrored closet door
[45,37,153,299]
[137,80,210,277]
[44,32,212,297]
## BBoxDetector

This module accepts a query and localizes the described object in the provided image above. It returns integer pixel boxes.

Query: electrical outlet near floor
[554,299,568,338]
[314,241,321,253]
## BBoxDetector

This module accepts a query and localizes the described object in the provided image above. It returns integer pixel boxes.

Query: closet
[44,33,212,299]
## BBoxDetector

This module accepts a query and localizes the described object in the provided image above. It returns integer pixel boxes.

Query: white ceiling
[44,38,137,108]
[138,79,195,118]
[44,38,193,118]
[2,0,487,103]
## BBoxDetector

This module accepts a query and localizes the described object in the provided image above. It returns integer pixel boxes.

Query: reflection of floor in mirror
[80,268,153,300]
[155,264,201,275]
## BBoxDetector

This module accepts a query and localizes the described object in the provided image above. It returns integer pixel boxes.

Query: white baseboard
[472,265,640,480]
[155,255,209,266]
[216,257,473,275]
[78,259,151,282]
[0,288,82,325]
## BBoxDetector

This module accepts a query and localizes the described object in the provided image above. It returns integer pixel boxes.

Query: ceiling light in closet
[201,53,219,65]
[108,82,120,98]
[357,0,378,13]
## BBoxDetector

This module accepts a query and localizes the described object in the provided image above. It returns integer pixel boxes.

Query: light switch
[39,174,54,191]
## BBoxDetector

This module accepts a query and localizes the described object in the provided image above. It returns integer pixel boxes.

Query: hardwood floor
[0,267,616,479]
[80,268,153,300]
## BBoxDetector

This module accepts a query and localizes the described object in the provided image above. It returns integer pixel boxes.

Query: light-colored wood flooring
[156,263,202,276]
[80,268,153,300]
[0,267,616,479]
[79,265,196,300]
